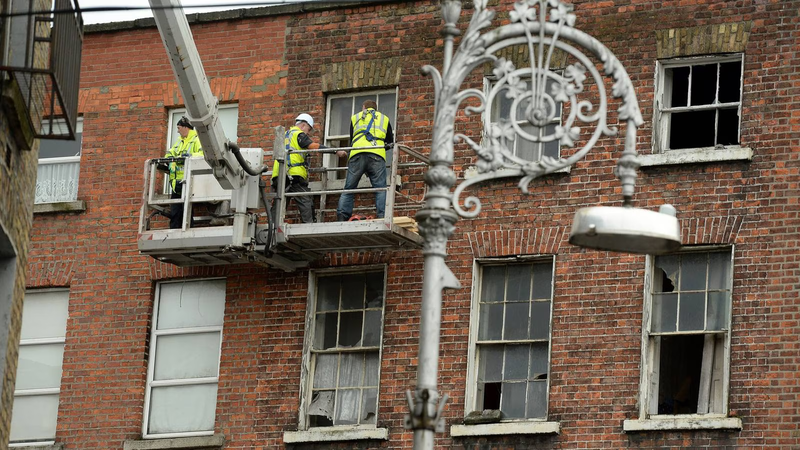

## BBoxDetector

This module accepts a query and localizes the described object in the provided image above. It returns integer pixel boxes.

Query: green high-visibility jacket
[165,129,203,191]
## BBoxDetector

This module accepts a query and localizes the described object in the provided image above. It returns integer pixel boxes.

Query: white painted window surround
[456,257,560,437]
[143,279,225,439]
[649,54,749,166]
[627,247,740,432]
[285,266,389,444]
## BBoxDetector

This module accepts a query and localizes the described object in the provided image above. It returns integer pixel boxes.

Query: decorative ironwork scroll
[421,0,645,218]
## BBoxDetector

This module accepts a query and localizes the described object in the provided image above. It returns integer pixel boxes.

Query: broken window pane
[529,342,549,376]
[479,303,503,341]
[678,292,705,331]
[338,311,363,348]
[334,389,359,425]
[338,353,363,388]
[478,382,502,410]
[652,293,678,333]
[314,313,338,350]
[365,272,384,308]
[717,108,740,146]
[707,252,731,290]
[531,263,552,299]
[657,334,703,415]
[707,291,730,331]
[504,302,529,340]
[690,63,717,106]
[655,256,679,292]
[308,391,334,427]
[526,380,547,418]
[341,274,365,310]
[670,110,716,149]
[504,344,529,381]
[501,381,526,418]
[363,310,381,347]
[363,352,379,387]
[529,301,551,340]
[478,345,503,383]
[361,388,377,424]
[316,276,340,312]
[506,264,531,301]
[718,61,742,103]
[481,266,505,302]
[667,66,689,108]
[680,253,707,291]
[313,354,337,389]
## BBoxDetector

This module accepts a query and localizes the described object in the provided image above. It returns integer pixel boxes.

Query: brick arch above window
[467,226,568,259]
[680,214,745,246]
[26,260,75,287]
[655,22,752,59]
[321,57,402,93]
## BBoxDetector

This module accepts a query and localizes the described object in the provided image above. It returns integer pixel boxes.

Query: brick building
[19,0,799,449]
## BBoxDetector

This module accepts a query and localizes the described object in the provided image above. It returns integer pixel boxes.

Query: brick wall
[25,0,800,448]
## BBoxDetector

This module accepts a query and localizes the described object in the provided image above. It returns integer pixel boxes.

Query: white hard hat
[295,113,314,129]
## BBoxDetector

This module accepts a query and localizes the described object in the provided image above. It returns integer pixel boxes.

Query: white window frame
[285,265,389,444]
[166,105,239,152]
[645,54,752,166]
[322,89,398,185]
[453,256,560,437]
[483,74,563,164]
[624,246,742,432]
[35,118,83,205]
[142,278,226,439]
[10,288,70,447]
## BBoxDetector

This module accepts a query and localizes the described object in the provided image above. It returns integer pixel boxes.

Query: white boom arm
[149,0,242,189]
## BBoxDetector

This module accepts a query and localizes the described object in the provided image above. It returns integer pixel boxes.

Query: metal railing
[271,143,429,227]
[0,0,83,140]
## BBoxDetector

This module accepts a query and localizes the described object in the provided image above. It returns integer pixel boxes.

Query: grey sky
[78,0,306,25]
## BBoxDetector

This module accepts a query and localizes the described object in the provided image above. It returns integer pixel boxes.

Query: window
[486,76,561,162]
[143,279,225,437]
[35,118,82,204]
[655,55,743,152]
[11,289,69,446]
[643,248,733,417]
[467,259,554,422]
[324,90,397,180]
[167,105,239,152]
[300,269,385,430]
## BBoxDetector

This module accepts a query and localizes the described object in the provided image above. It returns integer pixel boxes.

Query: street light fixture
[405,0,681,448]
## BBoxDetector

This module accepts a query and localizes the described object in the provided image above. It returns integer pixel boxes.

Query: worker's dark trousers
[169,184,184,229]
[272,177,315,224]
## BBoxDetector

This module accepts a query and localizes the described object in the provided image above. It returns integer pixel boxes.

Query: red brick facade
[25,0,799,448]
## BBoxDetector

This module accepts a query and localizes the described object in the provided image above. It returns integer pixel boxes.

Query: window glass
[306,269,385,428]
[145,279,225,437]
[11,289,69,444]
[167,105,239,152]
[39,119,83,158]
[659,56,743,151]
[645,249,733,416]
[473,260,554,420]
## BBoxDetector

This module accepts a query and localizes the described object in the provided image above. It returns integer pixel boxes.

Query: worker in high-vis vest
[271,113,320,224]
[165,116,203,229]
[336,100,394,221]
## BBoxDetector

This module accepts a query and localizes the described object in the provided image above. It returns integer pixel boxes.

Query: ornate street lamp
[404,0,681,448]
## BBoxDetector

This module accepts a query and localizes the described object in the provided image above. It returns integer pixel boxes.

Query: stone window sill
[639,147,752,167]
[623,416,742,432]
[451,421,560,437]
[33,200,86,214]
[123,434,224,450]
[9,444,62,450]
[283,426,389,443]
